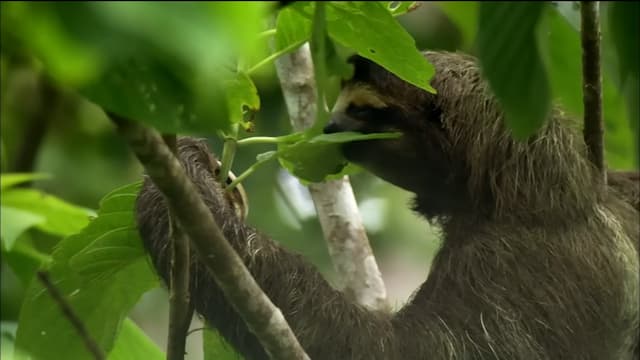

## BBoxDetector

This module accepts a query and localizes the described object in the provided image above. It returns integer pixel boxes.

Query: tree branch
[162,133,194,360]
[166,219,194,360]
[581,1,606,185]
[108,113,309,360]
[274,43,390,311]
[37,271,105,360]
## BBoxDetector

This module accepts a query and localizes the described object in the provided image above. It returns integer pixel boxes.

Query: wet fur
[136,51,639,359]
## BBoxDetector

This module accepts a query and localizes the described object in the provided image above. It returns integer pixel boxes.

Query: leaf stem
[226,154,276,192]
[238,131,307,146]
[217,126,239,185]
[236,136,282,146]
[247,41,306,75]
[258,28,277,39]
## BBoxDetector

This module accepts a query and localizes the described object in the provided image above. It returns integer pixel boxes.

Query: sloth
[135,51,639,359]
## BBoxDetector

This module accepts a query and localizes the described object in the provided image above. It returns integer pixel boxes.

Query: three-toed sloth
[136,51,639,359]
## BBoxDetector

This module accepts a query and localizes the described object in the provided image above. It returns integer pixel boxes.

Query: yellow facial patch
[332,85,389,113]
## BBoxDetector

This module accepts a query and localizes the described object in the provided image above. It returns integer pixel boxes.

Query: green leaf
[292,2,435,93]
[0,173,52,190]
[438,1,479,49]
[15,182,158,360]
[477,2,551,139]
[224,72,260,131]
[278,131,402,183]
[1,321,29,360]
[1,2,102,86]
[1,189,94,237]
[82,54,230,135]
[108,318,164,360]
[203,328,242,360]
[58,182,144,281]
[0,207,45,251]
[551,1,580,31]
[608,2,640,166]
[327,2,435,93]
[275,7,311,52]
[1,234,51,285]
[537,5,583,117]
[2,2,270,135]
[608,2,640,83]
[1,322,16,360]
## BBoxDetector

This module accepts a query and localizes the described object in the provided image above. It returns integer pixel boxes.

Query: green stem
[238,132,306,146]
[217,126,239,185]
[247,41,306,75]
[258,28,277,40]
[226,162,261,192]
[237,136,281,146]
[226,153,277,192]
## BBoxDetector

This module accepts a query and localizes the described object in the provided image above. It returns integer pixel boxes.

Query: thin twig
[108,112,309,360]
[36,271,105,360]
[580,1,606,185]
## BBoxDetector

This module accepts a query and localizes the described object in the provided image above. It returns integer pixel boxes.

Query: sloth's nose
[323,120,342,134]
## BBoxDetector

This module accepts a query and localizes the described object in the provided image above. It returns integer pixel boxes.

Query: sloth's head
[325,51,597,220]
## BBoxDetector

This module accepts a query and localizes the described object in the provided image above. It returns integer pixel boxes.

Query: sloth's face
[324,82,450,197]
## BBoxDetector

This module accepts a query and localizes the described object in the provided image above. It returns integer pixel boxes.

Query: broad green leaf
[15,182,158,360]
[1,233,51,285]
[608,2,640,83]
[608,2,640,165]
[0,2,102,86]
[537,5,583,117]
[551,1,580,31]
[108,318,164,360]
[0,173,51,190]
[1,189,94,237]
[438,1,479,49]
[68,220,143,282]
[273,2,421,54]
[278,132,402,183]
[326,36,354,81]
[275,7,311,52]
[224,72,260,131]
[327,2,435,93]
[1,321,29,360]
[477,2,551,139]
[203,328,242,360]
[2,2,270,135]
[0,206,45,251]
[293,2,435,93]
[82,54,230,135]
[58,182,144,281]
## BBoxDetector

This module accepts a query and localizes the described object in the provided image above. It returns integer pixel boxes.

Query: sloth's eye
[347,104,376,118]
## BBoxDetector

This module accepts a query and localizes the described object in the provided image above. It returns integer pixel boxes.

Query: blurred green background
[1,2,637,359]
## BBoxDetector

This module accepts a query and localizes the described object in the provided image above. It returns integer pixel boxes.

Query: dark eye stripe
[347,104,397,125]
